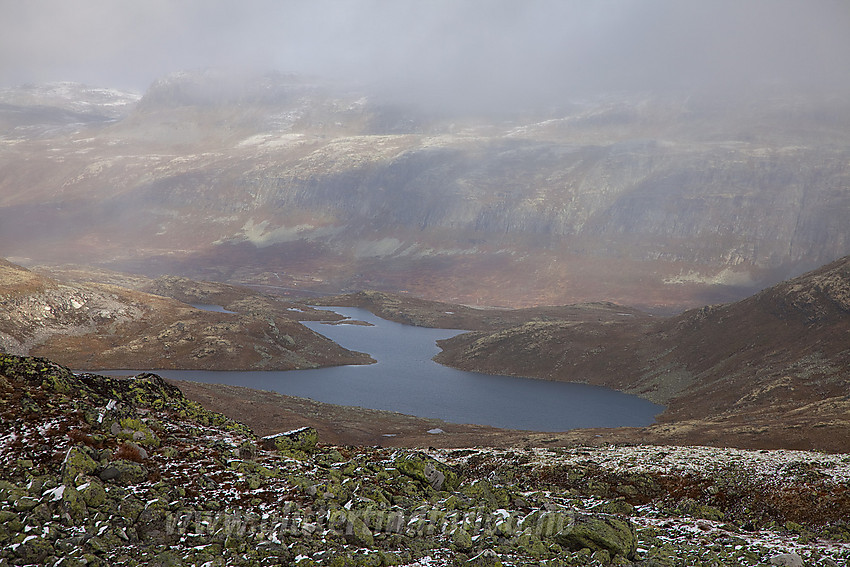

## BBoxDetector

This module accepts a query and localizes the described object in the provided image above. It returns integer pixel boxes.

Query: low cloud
[2,0,848,109]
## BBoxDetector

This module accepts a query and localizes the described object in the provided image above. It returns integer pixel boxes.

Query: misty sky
[2,0,849,108]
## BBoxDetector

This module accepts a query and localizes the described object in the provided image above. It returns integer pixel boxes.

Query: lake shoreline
[103,306,663,431]
[169,378,850,453]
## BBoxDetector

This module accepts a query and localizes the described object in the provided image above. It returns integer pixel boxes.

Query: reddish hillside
[647,256,850,420]
[435,257,850,449]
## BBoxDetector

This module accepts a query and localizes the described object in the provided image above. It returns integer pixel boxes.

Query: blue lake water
[189,303,238,314]
[120,306,663,431]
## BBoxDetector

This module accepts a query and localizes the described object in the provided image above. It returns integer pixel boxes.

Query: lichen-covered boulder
[600,499,636,516]
[0,510,22,544]
[13,495,40,512]
[452,527,474,551]
[394,452,460,492]
[59,484,87,519]
[345,515,375,547]
[261,427,318,455]
[676,497,725,521]
[77,479,107,508]
[0,479,26,503]
[62,446,98,483]
[553,512,637,559]
[118,495,145,524]
[466,549,502,566]
[114,417,161,448]
[98,460,148,485]
[512,532,550,559]
[460,479,511,510]
[12,534,55,563]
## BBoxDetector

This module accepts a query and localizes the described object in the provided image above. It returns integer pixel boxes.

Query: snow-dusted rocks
[261,426,319,456]
[1,354,849,565]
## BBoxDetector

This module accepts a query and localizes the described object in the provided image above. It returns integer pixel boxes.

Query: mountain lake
[106,306,663,431]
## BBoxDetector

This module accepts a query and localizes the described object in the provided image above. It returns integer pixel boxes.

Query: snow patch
[44,485,66,501]
[230,218,340,247]
[236,133,304,149]
[664,267,754,287]
[263,427,311,439]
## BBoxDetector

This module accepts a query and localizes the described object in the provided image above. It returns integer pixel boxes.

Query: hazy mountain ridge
[0,82,140,137]
[2,72,849,309]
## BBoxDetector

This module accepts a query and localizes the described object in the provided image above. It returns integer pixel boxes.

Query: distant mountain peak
[0,81,140,116]
[137,69,325,110]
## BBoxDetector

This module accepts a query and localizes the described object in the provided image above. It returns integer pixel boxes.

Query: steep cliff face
[2,72,849,309]
[240,137,850,267]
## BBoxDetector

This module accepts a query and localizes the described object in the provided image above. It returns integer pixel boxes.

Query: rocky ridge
[0,82,140,137]
[0,259,372,371]
[1,354,849,566]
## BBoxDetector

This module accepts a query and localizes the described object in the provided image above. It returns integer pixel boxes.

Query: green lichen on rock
[466,549,502,566]
[117,417,161,448]
[78,479,107,508]
[0,479,26,503]
[394,452,460,492]
[0,510,22,544]
[99,460,148,485]
[59,484,87,519]
[346,515,375,547]
[512,532,550,559]
[169,396,252,436]
[13,534,55,564]
[62,446,98,483]
[676,497,725,521]
[452,526,474,550]
[13,495,40,512]
[554,513,637,559]
[261,427,319,456]
[600,498,636,516]
[459,479,511,510]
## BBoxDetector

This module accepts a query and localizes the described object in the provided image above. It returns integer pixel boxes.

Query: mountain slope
[644,256,850,421]
[0,259,371,370]
[435,256,850,434]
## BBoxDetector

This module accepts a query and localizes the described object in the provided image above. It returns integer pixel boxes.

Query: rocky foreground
[1,354,849,566]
